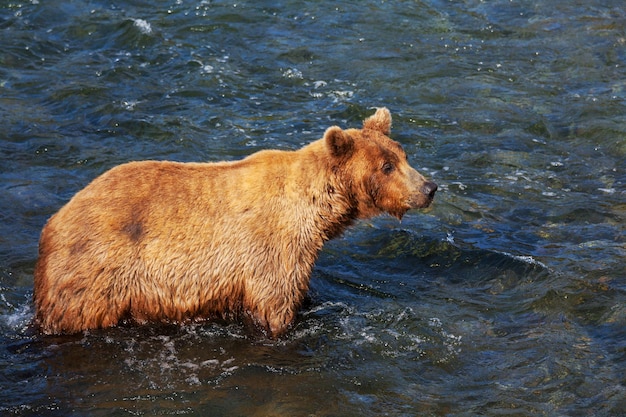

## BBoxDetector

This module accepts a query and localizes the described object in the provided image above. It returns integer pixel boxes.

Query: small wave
[302,300,351,316]
[111,329,241,389]
[305,79,355,103]
[496,251,548,269]
[335,307,462,364]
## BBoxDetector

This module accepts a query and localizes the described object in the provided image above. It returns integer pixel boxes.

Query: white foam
[119,331,241,388]
[282,68,303,79]
[450,181,467,190]
[2,302,32,331]
[122,100,140,110]
[132,18,152,35]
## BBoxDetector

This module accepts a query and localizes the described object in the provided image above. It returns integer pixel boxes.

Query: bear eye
[382,162,395,174]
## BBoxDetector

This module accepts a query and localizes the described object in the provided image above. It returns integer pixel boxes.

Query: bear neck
[295,139,359,242]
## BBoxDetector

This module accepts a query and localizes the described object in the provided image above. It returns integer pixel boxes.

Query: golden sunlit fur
[33,108,437,337]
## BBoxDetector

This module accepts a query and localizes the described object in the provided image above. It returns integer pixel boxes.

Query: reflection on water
[1,0,625,415]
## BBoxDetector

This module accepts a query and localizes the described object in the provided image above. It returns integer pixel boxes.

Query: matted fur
[33,108,437,337]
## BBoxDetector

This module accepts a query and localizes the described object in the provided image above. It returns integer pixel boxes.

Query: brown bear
[33,107,437,337]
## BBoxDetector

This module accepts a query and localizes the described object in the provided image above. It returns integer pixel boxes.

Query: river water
[1,0,624,415]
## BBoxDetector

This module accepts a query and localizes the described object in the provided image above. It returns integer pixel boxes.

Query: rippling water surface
[1,0,625,415]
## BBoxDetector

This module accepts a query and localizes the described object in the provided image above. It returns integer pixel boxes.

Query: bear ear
[324,126,354,158]
[363,107,392,135]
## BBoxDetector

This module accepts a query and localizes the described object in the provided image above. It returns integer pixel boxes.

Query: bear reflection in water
[33,107,437,337]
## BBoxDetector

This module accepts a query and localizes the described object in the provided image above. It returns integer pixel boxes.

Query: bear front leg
[246,298,298,338]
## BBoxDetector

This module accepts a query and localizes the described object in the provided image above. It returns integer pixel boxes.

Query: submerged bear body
[33,108,437,337]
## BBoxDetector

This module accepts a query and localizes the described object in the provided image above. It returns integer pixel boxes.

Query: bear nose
[421,181,438,198]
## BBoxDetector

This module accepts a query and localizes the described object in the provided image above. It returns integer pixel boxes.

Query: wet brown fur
[33,108,436,337]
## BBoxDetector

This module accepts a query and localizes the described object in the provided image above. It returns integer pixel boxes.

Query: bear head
[325,107,437,220]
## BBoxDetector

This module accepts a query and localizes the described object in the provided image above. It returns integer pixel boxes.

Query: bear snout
[421,181,438,199]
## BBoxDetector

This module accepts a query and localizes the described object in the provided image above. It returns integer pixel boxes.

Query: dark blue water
[1,0,625,415]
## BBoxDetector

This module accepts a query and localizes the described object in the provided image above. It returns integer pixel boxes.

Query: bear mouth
[388,196,434,220]
[408,194,435,210]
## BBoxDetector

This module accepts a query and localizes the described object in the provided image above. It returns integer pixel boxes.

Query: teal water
[1,0,625,415]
